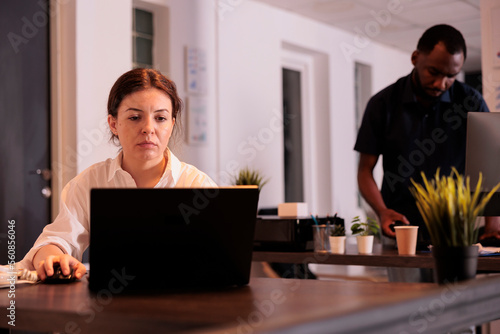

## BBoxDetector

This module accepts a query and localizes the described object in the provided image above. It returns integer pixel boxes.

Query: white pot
[356,235,374,254]
[329,236,346,254]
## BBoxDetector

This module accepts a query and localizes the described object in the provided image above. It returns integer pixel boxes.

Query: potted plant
[329,224,346,254]
[233,167,268,190]
[410,168,500,284]
[351,216,380,254]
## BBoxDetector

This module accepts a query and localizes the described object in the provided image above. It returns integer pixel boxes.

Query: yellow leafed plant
[410,168,500,247]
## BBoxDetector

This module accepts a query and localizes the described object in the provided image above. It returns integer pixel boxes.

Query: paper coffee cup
[395,226,419,255]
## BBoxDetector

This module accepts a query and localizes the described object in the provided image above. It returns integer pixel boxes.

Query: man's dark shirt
[354,72,489,238]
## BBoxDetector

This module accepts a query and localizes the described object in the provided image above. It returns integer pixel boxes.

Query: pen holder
[312,225,330,253]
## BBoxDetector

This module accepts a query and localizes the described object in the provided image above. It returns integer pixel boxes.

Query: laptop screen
[465,112,500,216]
[89,187,259,292]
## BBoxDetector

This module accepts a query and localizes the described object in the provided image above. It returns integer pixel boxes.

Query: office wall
[61,0,411,220]
[480,0,500,113]
[157,0,219,176]
[218,1,410,218]
[73,0,133,173]
[69,0,218,177]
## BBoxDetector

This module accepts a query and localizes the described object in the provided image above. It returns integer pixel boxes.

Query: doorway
[354,62,372,209]
[281,44,331,215]
[282,68,305,203]
[0,0,51,264]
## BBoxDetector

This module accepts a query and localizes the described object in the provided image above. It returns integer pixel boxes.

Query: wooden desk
[2,276,500,333]
[253,244,500,271]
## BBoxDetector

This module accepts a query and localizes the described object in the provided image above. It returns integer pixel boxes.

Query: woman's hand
[36,254,87,281]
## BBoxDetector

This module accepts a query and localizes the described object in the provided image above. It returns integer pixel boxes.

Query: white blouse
[19,150,217,270]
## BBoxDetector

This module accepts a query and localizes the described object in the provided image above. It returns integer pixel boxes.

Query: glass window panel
[135,37,153,65]
[134,9,153,36]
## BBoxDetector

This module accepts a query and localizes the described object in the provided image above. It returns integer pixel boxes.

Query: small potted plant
[351,216,380,254]
[329,224,346,254]
[233,167,268,191]
[410,168,500,284]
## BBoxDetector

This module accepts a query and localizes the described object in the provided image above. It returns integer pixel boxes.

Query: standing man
[354,24,499,245]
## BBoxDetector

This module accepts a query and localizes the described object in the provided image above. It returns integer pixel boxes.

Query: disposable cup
[395,226,419,255]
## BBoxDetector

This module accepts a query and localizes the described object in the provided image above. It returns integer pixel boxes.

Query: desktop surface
[3,275,500,333]
[253,243,500,271]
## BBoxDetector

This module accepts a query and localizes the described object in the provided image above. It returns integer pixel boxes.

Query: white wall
[75,0,132,174]
[160,0,218,177]
[218,1,410,220]
[71,0,219,177]
[480,0,500,113]
[57,0,412,222]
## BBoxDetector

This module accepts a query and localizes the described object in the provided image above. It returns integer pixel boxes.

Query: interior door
[0,0,51,264]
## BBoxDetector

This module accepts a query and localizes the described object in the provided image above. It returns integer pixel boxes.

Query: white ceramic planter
[356,235,374,254]
[329,236,346,254]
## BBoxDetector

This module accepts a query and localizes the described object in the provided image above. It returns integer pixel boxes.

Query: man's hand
[357,154,410,238]
[479,217,500,241]
[379,208,410,238]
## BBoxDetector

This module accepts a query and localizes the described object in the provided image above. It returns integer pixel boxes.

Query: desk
[2,276,500,333]
[253,244,500,271]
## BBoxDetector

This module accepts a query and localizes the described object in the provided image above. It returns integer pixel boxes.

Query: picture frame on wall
[185,46,207,94]
[186,96,208,145]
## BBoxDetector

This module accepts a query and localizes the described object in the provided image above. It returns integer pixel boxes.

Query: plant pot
[356,235,374,254]
[329,236,346,254]
[432,245,478,284]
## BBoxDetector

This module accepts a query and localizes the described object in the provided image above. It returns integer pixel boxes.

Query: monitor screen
[465,112,500,216]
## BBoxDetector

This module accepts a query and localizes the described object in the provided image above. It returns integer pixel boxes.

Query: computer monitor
[465,112,500,216]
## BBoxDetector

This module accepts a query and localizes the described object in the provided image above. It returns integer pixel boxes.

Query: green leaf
[350,216,380,236]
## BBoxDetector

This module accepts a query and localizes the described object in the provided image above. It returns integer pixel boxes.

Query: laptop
[88,187,259,292]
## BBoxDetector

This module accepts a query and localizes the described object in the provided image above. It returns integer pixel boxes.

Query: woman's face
[108,88,175,165]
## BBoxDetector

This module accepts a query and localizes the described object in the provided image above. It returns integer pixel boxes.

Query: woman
[19,69,217,280]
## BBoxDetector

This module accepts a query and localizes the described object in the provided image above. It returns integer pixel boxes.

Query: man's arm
[357,153,410,238]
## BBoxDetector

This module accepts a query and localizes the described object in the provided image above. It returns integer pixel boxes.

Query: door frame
[281,49,316,212]
[280,43,332,215]
[49,0,78,219]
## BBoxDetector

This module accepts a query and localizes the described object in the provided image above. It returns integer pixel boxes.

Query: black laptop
[89,187,259,292]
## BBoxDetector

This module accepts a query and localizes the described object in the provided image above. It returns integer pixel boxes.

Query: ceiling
[254,0,482,72]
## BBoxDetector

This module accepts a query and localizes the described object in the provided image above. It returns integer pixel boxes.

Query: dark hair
[107,68,183,143]
[417,24,467,60]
